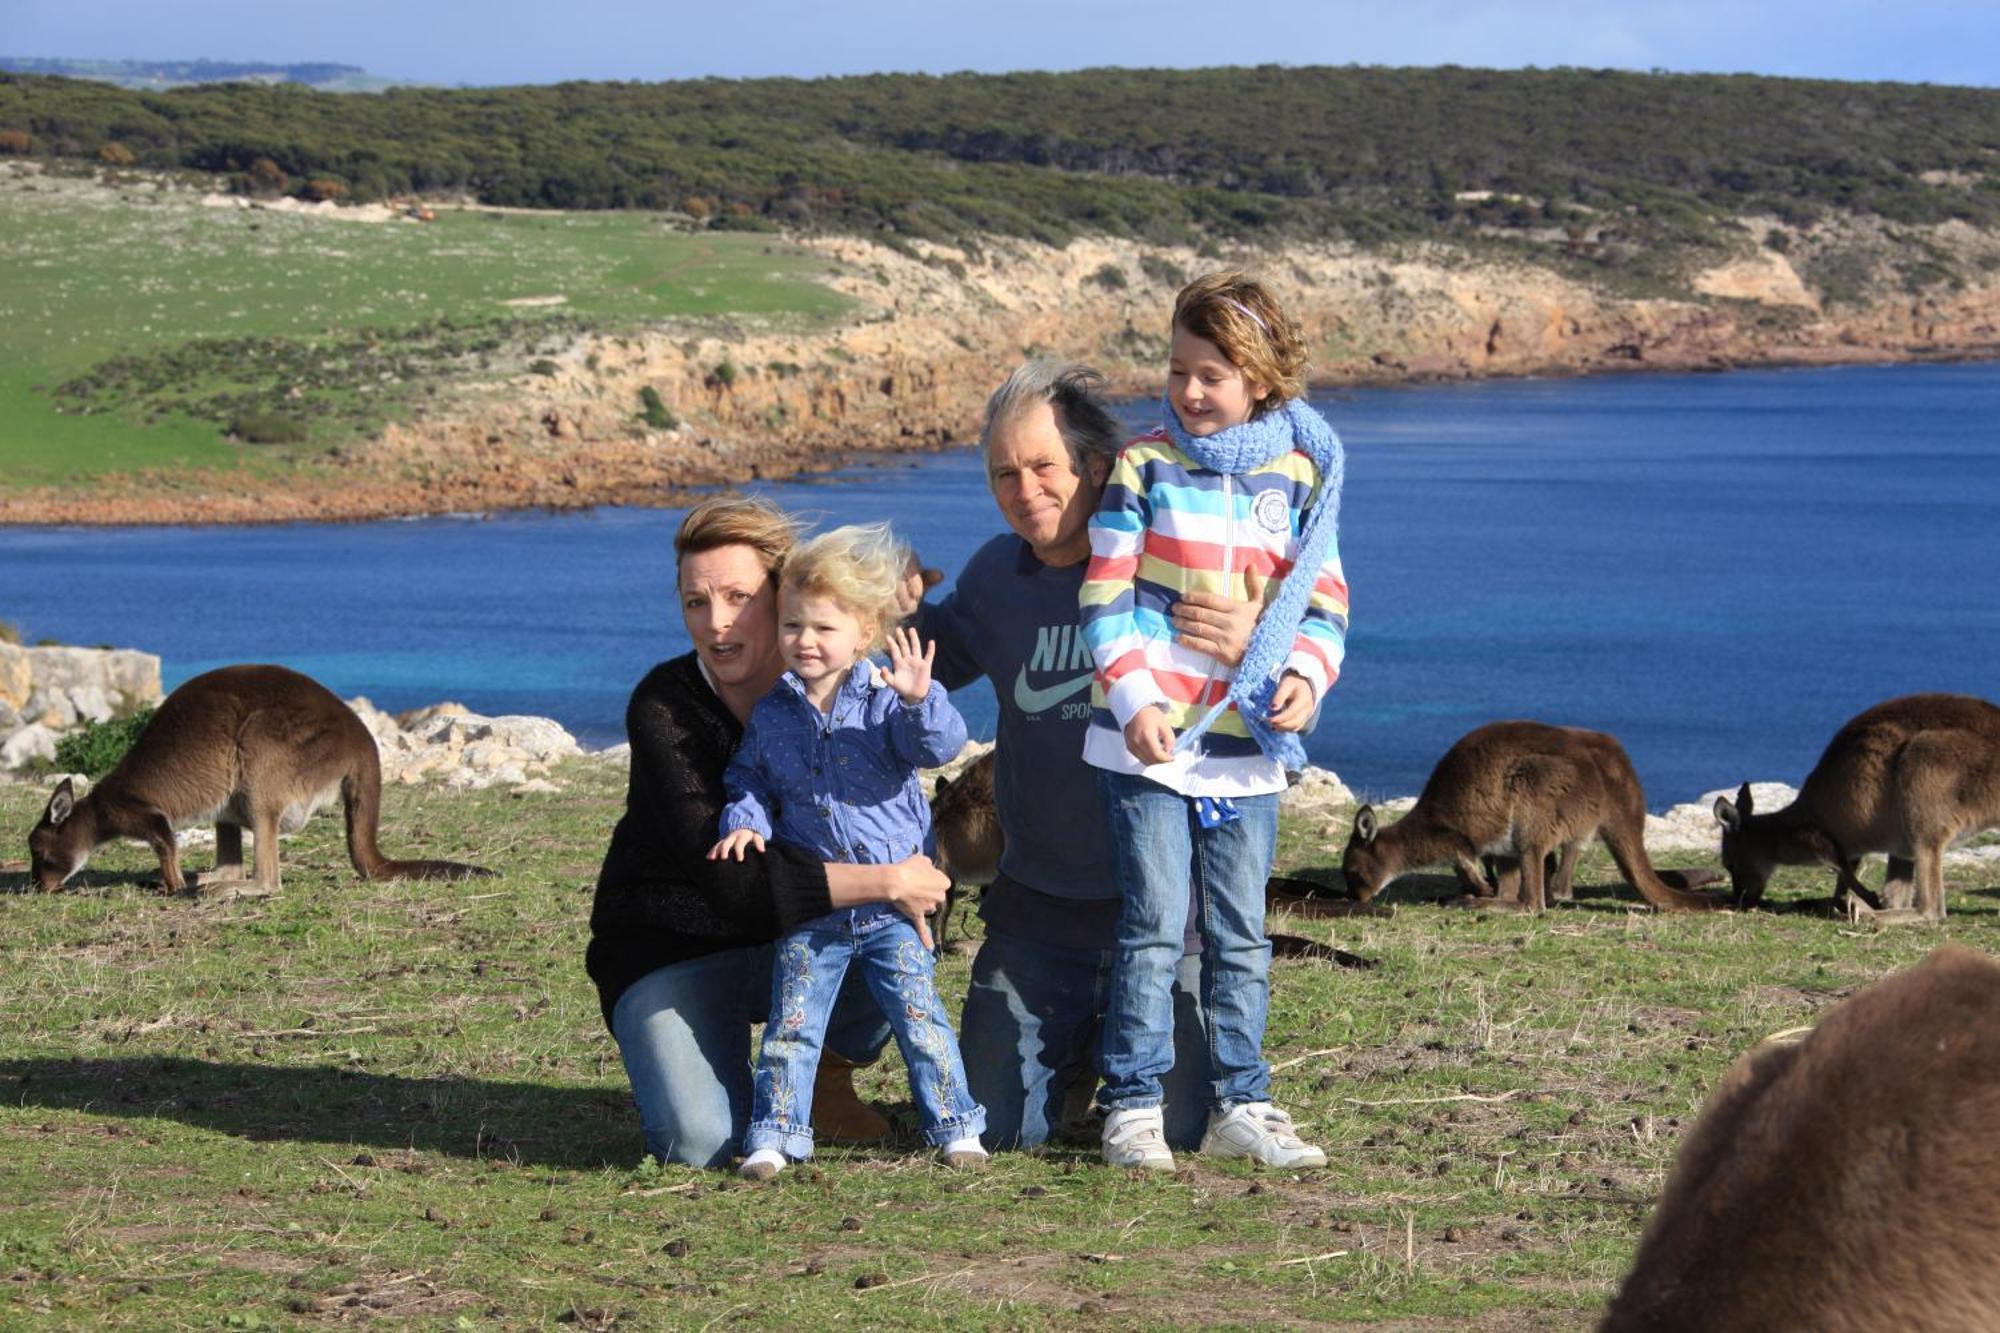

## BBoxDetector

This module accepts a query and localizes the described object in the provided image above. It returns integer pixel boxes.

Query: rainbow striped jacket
[1079,429,1349,793]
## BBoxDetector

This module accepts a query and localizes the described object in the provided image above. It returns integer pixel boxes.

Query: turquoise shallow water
[3,361,1996,807]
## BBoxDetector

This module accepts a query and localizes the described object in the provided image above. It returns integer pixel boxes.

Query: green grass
[1,765,1995,1329]
[0,169,850,484]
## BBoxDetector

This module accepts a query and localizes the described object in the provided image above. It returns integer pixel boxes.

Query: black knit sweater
[585,654,834,1029]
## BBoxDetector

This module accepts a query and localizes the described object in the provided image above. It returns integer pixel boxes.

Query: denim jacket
[721,664,967,866]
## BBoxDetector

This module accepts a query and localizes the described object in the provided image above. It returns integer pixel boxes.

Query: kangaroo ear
[46,778,75,826]
[1736,783,1755,818]
[1713,796,1740,832]
[1354,805,1377,844]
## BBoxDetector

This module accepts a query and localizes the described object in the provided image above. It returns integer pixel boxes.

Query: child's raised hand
[708,828,767,861]
[882,624,935,704]
[1123,704,1177,765]
[1267,672,1316,733]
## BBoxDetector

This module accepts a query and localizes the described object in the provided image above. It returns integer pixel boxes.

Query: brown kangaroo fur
[1341,721,1723,913]
[1601,945,2000,1331]
[28,664,492,894]
[1713,693,2000,922]
[929,749,1000,949]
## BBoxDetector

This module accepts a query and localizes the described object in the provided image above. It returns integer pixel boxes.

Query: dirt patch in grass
[306,1270,485,1321]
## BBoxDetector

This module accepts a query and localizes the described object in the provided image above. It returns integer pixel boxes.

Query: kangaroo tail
[1604,825,1724,913]
[342,745,496,882]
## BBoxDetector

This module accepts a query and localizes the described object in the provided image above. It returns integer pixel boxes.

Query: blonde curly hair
[1172,271,1309,416]
[779,521,909,653]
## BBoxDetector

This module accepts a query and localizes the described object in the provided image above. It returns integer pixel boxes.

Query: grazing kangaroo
[929,749,1000,949]
[1341,721,1723,913]
[1712,693,2000,922]
[28,664,491,895]
[1601,945,2000,1331]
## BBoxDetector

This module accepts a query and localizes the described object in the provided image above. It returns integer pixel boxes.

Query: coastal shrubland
[0,765,1995,1326]
[1,65,1997,520]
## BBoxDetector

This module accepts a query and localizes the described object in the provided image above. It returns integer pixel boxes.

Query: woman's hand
[1267,672,1316,733]
[1172,567,1267,667]
[1123,704,1176,765]
[881,625,935,704]
[708,828,767,861]
[883,854,950,950]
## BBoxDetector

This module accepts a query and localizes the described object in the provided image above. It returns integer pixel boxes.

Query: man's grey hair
[979,360,1124,480]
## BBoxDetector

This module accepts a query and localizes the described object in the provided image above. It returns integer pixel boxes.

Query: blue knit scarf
[1162,395,1344,771]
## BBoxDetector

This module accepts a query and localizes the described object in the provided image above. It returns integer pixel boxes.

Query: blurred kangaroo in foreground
[29,664,491,895]
[1713,693,2000,922]
[1341,721,1723,913]
[929,749,1000,949]
[1601,945,2000,1331]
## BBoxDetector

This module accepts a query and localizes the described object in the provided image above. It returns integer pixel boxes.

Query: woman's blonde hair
[1172,270,1309,415]
[780,521,909,652]
[674,494,800,585]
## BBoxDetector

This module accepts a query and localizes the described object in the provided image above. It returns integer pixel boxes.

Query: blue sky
[8,0,1998,88]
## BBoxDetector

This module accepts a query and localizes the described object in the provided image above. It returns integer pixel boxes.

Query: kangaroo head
[28,778,92,891]
[1340,804,1388,901]
[1713,782,1774,904]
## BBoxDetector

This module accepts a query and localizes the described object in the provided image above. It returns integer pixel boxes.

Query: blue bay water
[1,361,1995,807]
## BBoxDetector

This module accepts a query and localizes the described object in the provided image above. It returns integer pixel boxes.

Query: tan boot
[814,1052,890,1144]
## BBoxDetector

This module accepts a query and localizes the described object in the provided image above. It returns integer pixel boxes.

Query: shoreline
[4,345,1997,530]
[7,215,2000,529]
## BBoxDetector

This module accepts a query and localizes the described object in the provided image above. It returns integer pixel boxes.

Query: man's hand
[708,828,767,861]
[1267,672,1316,733]
[1123,704,1176,765]
[895,553,943,619]
[1172,567,1267,667]
[881,625,935,704]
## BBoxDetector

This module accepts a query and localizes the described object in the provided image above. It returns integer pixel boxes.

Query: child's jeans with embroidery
[744,902,985,1159]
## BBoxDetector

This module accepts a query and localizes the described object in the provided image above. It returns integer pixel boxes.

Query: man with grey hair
[913,361,1256,1150]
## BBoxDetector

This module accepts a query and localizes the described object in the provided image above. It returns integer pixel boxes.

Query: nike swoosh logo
[1012,667,1095,714]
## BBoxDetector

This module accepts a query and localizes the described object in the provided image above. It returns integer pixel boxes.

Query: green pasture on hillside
[0,170,849,484]
[2,765,1996,1329]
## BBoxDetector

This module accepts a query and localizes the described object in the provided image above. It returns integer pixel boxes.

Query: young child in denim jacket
[1079,271,1348,1170]
[709,522,987,1179]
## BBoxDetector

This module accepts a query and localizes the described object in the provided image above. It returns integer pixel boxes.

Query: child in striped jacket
[1079,271,1348,1171]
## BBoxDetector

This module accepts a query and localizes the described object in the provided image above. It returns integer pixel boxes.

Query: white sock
[743,1148,786,1174]
[942,1134,986,1157]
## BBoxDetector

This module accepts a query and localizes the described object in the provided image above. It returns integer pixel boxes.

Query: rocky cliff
[3,214,1995,526]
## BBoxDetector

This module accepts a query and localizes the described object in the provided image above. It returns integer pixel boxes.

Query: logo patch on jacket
[1252,488,1290,535]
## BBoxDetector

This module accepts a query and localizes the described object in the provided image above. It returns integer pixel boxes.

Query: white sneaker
[1101,1107,1176,1171]
[940,1134,990,1171]
[738,1148,786,1182]
[1199,1102,1327,1168]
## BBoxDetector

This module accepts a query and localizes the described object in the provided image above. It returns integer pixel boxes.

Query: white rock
[25,686,77,729]
[68,684,115,724]
[1282,765,1353,809]
[1646,782,1800,854]
[510,778,563,796]
[481,715,581,761]
[1,723,59,769]
[594,742,631,764]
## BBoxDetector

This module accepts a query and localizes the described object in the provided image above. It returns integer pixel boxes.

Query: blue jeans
[960,925,1214,1150]
[610,942,891,1168]
[1097,770,1279,1113]
[745,904,985,1158]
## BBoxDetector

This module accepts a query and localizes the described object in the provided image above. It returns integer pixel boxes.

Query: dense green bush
[637,385,679,430]
[228,411,308,444]
[53,706,155,778]
[2,65,1994,249]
